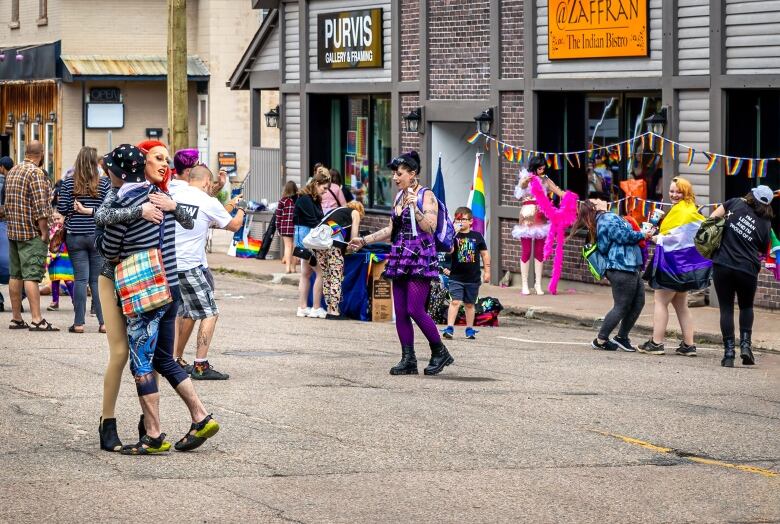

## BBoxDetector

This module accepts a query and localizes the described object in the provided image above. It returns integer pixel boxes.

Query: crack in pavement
[218,486,307,524]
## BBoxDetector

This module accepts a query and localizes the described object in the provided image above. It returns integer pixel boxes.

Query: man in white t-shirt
[171,165,246,380]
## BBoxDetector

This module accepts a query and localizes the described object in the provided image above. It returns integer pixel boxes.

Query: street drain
[430,376,499,382]
[222,351,289,357]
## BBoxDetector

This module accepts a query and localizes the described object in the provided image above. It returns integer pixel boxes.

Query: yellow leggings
[99,275,129,419]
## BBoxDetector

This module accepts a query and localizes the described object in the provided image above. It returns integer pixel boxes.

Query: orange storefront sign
[548,0,649,60]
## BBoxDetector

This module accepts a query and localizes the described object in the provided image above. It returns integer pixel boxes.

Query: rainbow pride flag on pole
[467,153,486,234]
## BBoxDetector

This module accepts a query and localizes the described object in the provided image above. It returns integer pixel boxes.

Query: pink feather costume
[528,176,579,295]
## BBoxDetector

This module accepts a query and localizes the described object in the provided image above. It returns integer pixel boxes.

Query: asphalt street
[1,273,778,523]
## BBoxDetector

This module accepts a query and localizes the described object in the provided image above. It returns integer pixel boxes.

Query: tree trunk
[167,0,188,153]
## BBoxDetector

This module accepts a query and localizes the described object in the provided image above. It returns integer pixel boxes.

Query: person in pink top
[318,165,346,213]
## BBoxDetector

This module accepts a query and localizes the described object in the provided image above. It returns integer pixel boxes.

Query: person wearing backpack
[708,186,774,367]
[570,198,654,352]
[349,151,454,376]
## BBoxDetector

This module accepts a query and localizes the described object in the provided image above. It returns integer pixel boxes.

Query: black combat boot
[390,345,418,375]
[721,337,736,368]
[424,342,454,376]
[739,330,755,366]
[99,417,122,452]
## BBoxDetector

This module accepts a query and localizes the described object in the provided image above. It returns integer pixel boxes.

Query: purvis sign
[317,8,383,70]
[548,0,649,60]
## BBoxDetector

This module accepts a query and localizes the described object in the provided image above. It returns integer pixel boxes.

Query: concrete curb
[212,265,778,354]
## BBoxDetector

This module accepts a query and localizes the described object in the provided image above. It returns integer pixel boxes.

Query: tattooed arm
[349,217,393,250]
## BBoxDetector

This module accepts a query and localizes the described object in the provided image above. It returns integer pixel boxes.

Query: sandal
[68,325,85,334]
[29,319,59,332]
[9,319,29,330]
[120,433,171,455]
[174,415,220,452]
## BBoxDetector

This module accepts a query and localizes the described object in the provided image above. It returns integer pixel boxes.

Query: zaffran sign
[548,0,649,60]
[317,8,384,70]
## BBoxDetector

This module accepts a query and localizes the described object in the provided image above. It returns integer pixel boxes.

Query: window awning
[61,55,210,82]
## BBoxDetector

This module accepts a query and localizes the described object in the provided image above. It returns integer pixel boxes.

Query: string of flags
[466,129,773,179]
[606,196,723,215]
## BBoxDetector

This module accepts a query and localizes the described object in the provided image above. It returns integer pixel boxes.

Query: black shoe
[612,336,636,352]
[592,338,618,351]
[638,339,665,355]
[191,363,230,380]
[138,414,146,440]
[424,342,454,375]
[176,357,193,375]
[99,417,122,452]
[390,345,418,375]
[721,337,736,368]
[675,342,697,357]
[740,330,755,366]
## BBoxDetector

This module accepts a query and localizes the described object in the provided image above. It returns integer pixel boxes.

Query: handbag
[114,220,171,317]
[302,208,351,251]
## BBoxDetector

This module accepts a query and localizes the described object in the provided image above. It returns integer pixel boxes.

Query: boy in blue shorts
[442,207,490,340]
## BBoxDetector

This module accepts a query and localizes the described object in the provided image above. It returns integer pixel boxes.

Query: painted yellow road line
[594,430,778,478]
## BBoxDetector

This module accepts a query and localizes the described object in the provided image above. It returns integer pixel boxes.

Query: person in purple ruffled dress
[350,152,454,376]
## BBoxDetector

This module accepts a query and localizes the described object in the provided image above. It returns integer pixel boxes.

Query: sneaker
[296,307,311,317]
[591,338,618,351]
[307,307,327,319]
[675,342,697,357]
[176,357,193,375]
[441,326,454,339]
[191,363,230,380]
[465,327,478,340]
[612,336,637,352]
[638,339,665,355]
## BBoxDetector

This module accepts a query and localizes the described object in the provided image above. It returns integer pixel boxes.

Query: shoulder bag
[114,219,172,317]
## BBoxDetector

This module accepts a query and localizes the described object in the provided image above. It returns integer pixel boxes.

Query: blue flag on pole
[432,155,446,206]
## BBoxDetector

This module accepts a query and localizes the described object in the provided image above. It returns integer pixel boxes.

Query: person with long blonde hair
[58,146,110,333]
[639,177,712,356]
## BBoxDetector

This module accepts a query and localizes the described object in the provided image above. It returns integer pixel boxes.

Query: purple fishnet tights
[392,278,442,347]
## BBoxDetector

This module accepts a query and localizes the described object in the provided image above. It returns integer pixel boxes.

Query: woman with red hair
[137,140,172,192]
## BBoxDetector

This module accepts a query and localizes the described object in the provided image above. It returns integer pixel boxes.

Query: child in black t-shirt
[442,207,490,340]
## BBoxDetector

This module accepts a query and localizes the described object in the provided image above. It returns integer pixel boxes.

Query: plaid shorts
[177,266,219,320]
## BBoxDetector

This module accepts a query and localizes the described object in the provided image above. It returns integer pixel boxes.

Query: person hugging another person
[441,207,490,340]
[570,198,653,352]
[46,211,74,311]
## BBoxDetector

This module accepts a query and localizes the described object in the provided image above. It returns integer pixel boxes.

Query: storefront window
[45,122,55,182]
[15,122,25,163]
[538,92,662,199]
[309,93,392,209]
[725,90,780,199]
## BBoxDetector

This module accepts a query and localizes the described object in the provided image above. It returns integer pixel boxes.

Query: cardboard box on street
[370,260,393,322]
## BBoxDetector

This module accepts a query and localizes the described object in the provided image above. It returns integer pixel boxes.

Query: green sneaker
[174,415,220,452]
[120,433,172,455]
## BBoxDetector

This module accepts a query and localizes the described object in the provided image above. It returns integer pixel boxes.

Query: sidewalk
[207,249,780,353]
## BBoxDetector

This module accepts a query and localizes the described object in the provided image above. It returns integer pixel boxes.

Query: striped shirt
[57,175,110,235]
[99,186,182,289]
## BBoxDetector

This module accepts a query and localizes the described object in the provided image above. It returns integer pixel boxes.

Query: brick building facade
[232,0,780,309]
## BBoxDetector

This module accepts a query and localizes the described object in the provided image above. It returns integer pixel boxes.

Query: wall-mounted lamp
[15,52,23,62]
[645,107,668,136]
[474,108,494,135]
[35,113,42,124]
[4,112,14,133]
[403,107,424,135]
[48,111,57,123]
[0,52,5,62]
[264,105,280,129]
[20,112,28,124]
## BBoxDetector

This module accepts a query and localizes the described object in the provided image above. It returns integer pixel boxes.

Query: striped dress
[99,186,180,291]
[57,175,111,235]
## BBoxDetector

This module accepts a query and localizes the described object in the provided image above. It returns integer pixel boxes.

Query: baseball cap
[0,156,13,170]
[751,185,774,205]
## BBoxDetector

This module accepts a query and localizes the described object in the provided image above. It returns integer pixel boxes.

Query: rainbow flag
[466,131,480,144]
[327,219,345,236]
[48,245,74,282]
[467,154,486,235]
[235,237,261,258]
